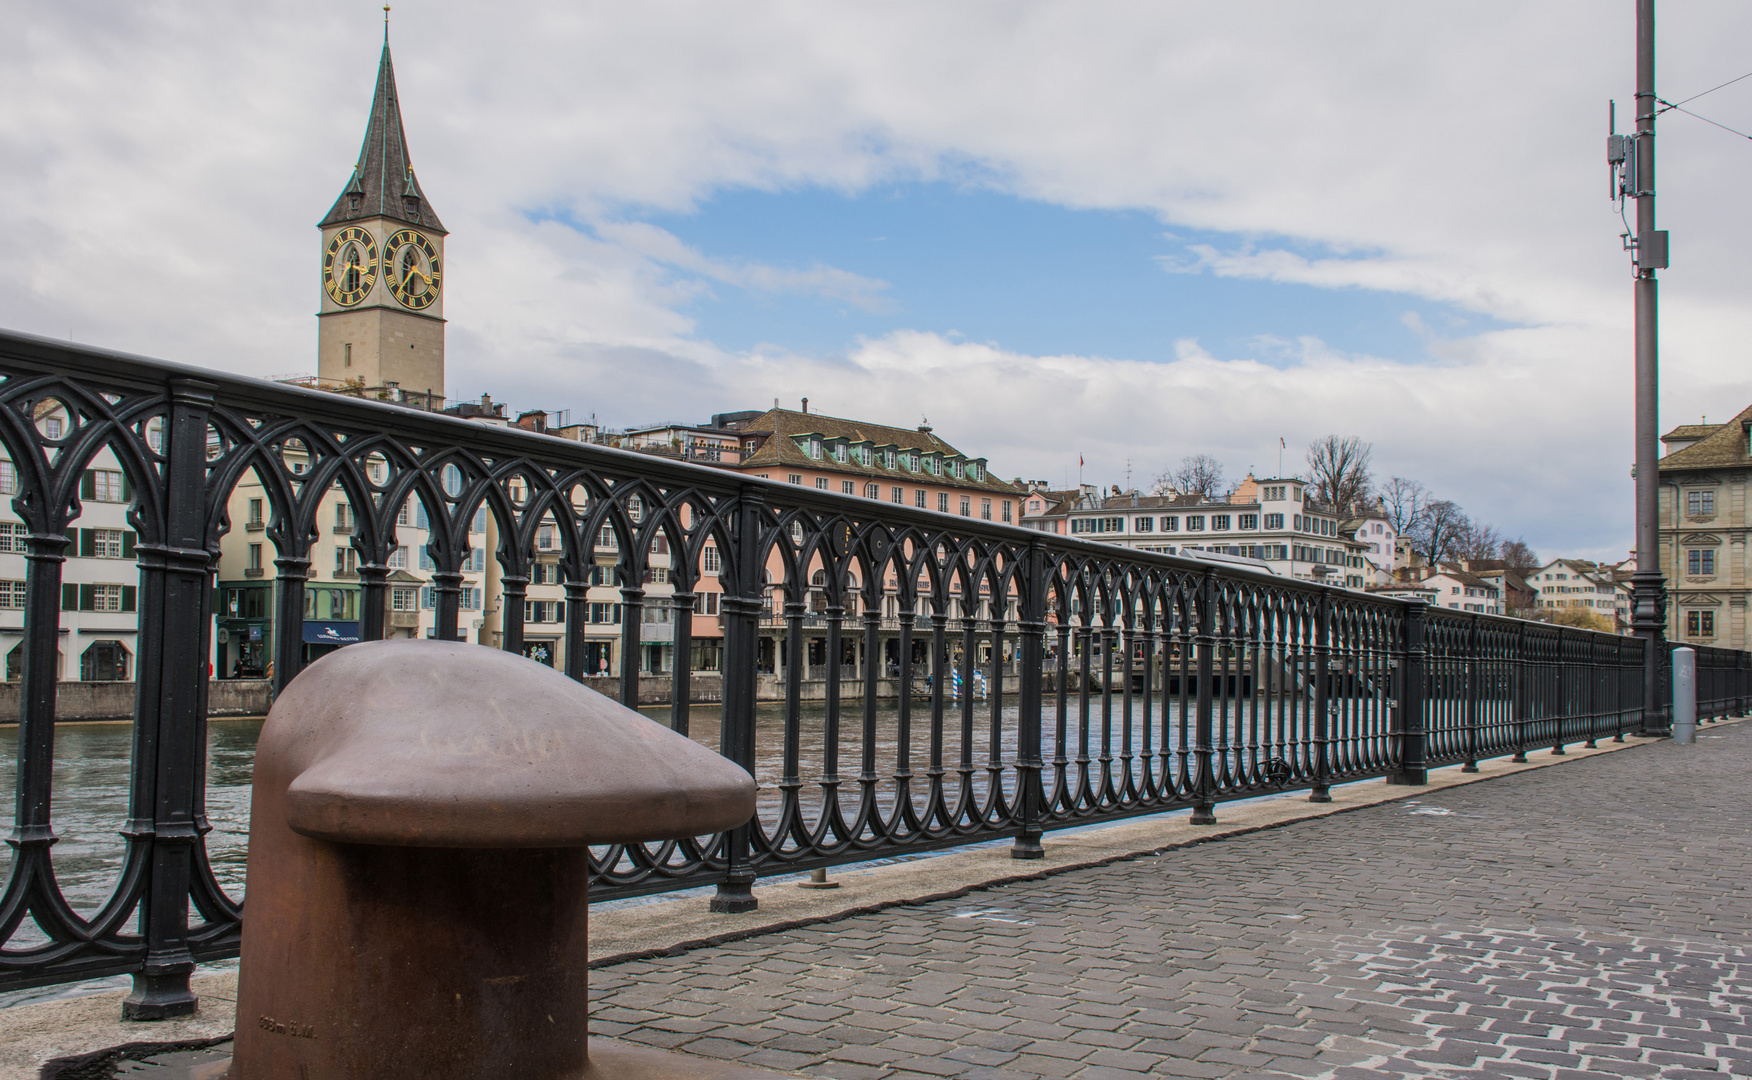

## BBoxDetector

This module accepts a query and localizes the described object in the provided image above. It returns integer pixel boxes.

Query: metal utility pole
[1624,0,1671,735]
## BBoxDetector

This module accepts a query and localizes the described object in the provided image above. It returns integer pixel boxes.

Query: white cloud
[2,1,1749,560]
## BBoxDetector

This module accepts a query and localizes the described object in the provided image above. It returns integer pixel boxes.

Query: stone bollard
[227,639,778,1079]
[1673,645,1697,745]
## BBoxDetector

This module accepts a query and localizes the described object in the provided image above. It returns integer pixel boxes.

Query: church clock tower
[318,40,448,406]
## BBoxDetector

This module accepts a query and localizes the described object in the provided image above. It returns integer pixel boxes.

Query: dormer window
[834,443,848,463]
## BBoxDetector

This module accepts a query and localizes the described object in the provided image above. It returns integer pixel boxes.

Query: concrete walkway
[590,724,1752,1079]
[4,724,1748,1078]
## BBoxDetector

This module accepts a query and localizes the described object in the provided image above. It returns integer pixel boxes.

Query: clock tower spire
[318,40,447,407]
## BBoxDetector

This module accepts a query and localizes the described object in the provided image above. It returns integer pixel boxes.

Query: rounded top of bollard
[261,640,755,848]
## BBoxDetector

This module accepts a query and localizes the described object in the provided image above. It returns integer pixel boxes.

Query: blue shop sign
[302,620,361,646]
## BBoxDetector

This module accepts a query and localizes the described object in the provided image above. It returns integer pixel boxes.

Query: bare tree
[1499,538,1540,579]
[1412,499,1469,565]
[1379,476,1429,538]
[1452,520,1505,562]
[1154,454,1225,499]
[1305,435,1373,513]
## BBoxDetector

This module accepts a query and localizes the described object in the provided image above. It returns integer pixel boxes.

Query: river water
[0,697,1213,935]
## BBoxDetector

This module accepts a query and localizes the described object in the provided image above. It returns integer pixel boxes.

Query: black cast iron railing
[0,328,1749,1012]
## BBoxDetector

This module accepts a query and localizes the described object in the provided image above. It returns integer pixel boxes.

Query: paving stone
[591,723,1752,1079]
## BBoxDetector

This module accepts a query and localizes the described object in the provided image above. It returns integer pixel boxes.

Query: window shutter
[556,600,566,622]
[613,603,621,624]
[79,529,94,558]
[416,504,429,529]
[120,473,131,501]
[121,586,136,613]
[61,583,77,611]
[420,586,432,609]
[122,531,136,559]
[80,471,95,500]
[78,584,95,611]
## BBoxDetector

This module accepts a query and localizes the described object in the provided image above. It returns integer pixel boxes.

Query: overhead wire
[1656,100,1752,142]
[1661,69,1752,111]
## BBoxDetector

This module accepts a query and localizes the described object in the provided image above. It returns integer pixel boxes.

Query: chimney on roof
[918,417,932,433]
[801,397,808,414]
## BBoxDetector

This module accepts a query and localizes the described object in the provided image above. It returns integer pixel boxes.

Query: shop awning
[302,621,362,645]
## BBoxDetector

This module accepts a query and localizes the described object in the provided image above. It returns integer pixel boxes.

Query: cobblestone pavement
[593,727,1752,1079]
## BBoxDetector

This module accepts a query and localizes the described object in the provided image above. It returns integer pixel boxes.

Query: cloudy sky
[5,2,1752,560]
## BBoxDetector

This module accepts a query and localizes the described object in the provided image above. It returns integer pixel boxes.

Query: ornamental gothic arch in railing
[0,327,1747,1011]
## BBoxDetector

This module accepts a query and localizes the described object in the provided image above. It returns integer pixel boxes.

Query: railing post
[271,552,310,693]
[618,579,645,706]
[1191,568,1218,823]
[1462,613,1481,773]
[125,377,217,1019]
[670,587,695,736]
[1584,634,1600,748]
[1012,541,1046,859]
[498,573,529,656]
[1512,622,1529,761]
[431,569,463,643]
[1389,599,1427,785]
[358,563,387,642]
[711,486,762,913]
[562,579,589,682]
[1552,627,1568,755]
[1310,589,1333,802]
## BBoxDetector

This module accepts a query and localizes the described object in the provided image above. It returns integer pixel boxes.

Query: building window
[91,584,125,613]
[0,522,23,554]
[834,444,848,463]
[1264,513,1284,530]
[537,523,557,551]
[248,498,264,528]
[866,483,880,499]
[789,474,802,485]
[1688,490,1716,516]
[891,486,903,504]
[1070,518,1125,534]
[809,439,822,459]
[980,498,992,520]
[915,490,926,508]
[1687,549,1716,575]
[1687,610,1716,637]
[1002,500,1012,523]
[840,480,854,494]
[703,546,722,574]
[1135,516,1153,533]
[1161,517,1179,532]
[0,580,23,608]
[959,496,971,516]
[248,543,263,571]
[391,586,418,612]
[816,478,829,490]
[388,546,408,569]
[1186,516,1205,531]
[0,462,16,495]
[1239,514,1259,530]
[1211,515,1231,530]
[588,602,621,624]
[88,528,125,558]
[335,547,359,575]
[939,492,949,513]
[84,469,125,503]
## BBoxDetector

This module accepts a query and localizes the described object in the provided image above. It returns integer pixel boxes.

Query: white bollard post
[1672,646,1696,744]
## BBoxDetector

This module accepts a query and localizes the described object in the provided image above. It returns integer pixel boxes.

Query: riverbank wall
[0,670,1033,722]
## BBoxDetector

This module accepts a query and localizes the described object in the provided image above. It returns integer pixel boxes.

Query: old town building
[1657,406,1752,649]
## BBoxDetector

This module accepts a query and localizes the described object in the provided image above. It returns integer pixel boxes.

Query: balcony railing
[0,327,1747,1010]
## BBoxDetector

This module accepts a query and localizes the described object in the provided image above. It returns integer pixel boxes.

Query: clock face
[384,229,442,310]
[322,226,378,307]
